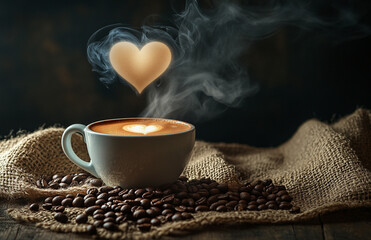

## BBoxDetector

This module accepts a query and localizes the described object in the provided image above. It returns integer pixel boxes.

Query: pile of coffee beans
[36,173,103,189]
[30,176,300,234]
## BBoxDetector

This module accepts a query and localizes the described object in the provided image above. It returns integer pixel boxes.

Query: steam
[87,0,370,122]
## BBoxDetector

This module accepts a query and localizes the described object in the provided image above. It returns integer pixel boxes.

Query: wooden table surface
[1,199,370,240]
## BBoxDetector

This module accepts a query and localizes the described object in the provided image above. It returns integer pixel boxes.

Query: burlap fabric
[1,109,371,239]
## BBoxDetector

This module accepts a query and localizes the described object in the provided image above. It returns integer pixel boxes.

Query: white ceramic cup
[61,118,195,188]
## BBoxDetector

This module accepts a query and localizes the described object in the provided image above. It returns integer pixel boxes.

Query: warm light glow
[123,124,163,135]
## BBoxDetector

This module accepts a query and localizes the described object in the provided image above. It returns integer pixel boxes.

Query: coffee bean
[42,203,53,210]
[53,206,65,212]
[132,188,144,197]
[210,200,227,210]
[86,225,96,235]
[103,217,115,223]
[268,203,279,210]
[248,201,258,206]
[207,195,218,204]
[93,220,103,228]
[140,199,150,208]
[151,198,162,207]
[93,214,104,220]
[72,175,85,182]
[72,197,84,207]
[105,211,116,218]
[54,212,68,223]
[172,213,183,221]
[76,214,88,224]
[181,212,193,219]
[195,205,209,212]
[251,180,262,187]
[95,199,106,205]
[138,223,151,232]
[162,209,173,215]
[97,193,108,201]
[61,175,72,184]
[65,194,74,199]
[247,205,258,211]
[225,200,238,208]
[89,179,103,187]
[133,209,146,219]
[176,191,188,199]
[52,196,64,206]
[103,222,116,231]
[209,188,220,195]
[108,188,121,196]
[281,195,293,202]
[36,180,42,188]
[161,194,175,203]
[258,204,268,211]
[174,205,187,212]
[267,194,276,200]
[240,192,250,200]
[29,203,39,211]
[85,205,100,215]
[120,204,131,213]
[216,205,227,212]
[44,197,53,203]
[76,193,85,198]
[61,198,73,207]
[99,186,113,193]
[150,218,161,226]
[84,197,97,207]
[83,194,94,200]
[137,217,151,224]
[289,206,301,214]
[122,193,136,200]
[116,215,126,224]
[256,198,267,205]
[279,202,292,210]
[277,190,288,197]
[142,192,154,199]
[93,209,104,215]
[53,174,63,180]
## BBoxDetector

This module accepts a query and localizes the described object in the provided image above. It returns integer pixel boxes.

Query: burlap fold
[2,109,371,239]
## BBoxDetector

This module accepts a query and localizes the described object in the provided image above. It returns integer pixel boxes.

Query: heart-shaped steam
[109,41,172,94]
[123,124,163,135]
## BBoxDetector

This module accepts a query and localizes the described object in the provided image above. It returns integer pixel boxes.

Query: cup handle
[61,124,99,177]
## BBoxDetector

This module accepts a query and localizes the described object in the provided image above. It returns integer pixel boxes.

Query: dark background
[1,0,370,147]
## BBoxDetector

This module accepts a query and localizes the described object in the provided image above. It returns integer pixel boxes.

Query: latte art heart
[123,124,163,135]
[109,41,172,94]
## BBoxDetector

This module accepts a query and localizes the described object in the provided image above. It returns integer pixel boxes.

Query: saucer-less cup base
[61,119,195,188]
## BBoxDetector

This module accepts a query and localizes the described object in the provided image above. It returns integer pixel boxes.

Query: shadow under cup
[61,118,195,188]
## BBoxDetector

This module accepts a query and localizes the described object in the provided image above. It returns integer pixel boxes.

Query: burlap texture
[2,109,371,239]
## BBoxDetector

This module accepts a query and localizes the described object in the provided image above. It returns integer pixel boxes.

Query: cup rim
[85,117,195,137]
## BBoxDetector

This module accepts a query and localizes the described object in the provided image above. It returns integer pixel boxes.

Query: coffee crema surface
[89,119,192,136]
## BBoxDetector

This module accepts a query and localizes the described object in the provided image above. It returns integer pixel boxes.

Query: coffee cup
[61,118,195,188]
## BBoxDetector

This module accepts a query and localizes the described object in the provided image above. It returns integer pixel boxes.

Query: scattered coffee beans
[54,212,68,223]
[36,172,103,189]
[76,213,88,224]
[29,203,39,211]
[35,176,299,234]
